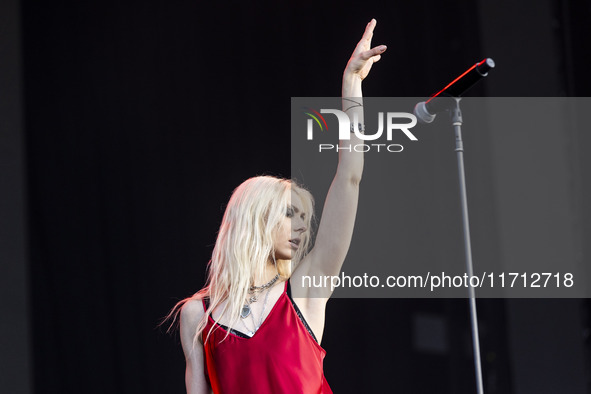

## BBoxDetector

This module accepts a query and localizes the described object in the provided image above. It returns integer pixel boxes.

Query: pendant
[240,304,251,319]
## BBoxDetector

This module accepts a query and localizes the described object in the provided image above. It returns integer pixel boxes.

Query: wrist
[342,71,362,97]
[342,70,362,84]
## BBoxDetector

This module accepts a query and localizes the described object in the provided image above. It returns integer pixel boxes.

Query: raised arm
[294,19,386,290]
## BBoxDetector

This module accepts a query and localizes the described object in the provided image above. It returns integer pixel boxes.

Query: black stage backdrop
[9,0,591,393]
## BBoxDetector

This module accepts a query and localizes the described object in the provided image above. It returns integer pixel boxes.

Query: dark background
[2,0,591,393]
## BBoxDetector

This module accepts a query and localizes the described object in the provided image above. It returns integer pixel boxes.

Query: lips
[289,238,301,249]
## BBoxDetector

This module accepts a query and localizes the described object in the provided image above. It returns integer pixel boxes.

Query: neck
[252,261,281,287]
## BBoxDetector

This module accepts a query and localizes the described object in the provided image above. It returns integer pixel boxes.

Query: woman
[171,19,387,394]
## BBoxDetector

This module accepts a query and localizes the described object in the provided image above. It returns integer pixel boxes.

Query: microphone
[414,58,495,123]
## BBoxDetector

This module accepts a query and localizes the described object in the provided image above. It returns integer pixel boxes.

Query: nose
[293,218,307,233]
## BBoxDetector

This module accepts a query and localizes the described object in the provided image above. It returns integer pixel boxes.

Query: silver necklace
[240,274,279,319]
[239,282,274,336]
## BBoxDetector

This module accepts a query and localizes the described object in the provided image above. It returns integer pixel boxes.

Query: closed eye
[287,204,306,221]
[286,206,294,217]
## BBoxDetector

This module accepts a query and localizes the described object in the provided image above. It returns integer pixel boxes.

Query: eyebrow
[288,204,305,215]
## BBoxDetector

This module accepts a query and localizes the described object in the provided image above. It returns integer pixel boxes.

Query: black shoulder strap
[286,279,319,343]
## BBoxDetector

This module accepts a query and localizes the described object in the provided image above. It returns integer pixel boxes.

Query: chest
[206,282,326,344]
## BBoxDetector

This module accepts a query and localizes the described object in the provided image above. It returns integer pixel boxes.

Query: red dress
[201,280,333,393]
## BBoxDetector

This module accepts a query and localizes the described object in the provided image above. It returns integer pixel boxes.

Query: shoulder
[180,298,206,347]
[181,298,205,329]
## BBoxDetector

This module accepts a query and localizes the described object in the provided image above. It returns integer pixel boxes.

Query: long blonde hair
[165,176,314,346]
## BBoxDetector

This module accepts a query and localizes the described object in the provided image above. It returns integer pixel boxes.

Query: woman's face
[273,192,307,261]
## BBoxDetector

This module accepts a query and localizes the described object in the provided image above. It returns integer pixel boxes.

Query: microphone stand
[450,97,484,394]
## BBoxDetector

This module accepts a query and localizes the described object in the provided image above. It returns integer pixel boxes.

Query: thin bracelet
[343,98,363,113]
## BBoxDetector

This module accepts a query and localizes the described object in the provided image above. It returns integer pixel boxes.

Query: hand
[344,19,387,81]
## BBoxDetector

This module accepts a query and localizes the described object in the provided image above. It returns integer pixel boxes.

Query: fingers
[372,45,387,55]
[344,19,386,77]
[360,45,387,61]
[361,18,377,42]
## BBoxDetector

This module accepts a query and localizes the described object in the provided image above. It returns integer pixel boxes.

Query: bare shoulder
[181,299,205,326]
[180,298,205,349]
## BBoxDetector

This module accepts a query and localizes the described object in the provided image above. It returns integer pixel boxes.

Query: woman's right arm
[180,300,211,394]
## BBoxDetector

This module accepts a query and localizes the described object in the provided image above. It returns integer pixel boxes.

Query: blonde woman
[171,19,387,394]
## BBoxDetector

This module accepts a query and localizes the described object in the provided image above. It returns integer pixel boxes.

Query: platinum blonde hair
[165,175,314,346]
